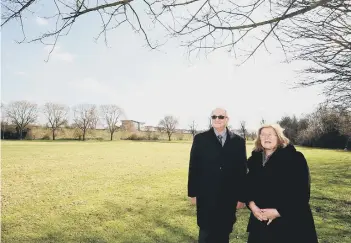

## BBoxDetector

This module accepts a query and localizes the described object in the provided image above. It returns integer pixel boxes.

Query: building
[174,128,191,134]
[120,120,145,132]
[142,125,158,132]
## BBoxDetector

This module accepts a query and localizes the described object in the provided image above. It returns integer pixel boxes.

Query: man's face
[211,108,228,130]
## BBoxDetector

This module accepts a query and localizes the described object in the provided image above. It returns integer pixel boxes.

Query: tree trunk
[345,136,350,150]
[110,131,114,141]
[83,129,86,141]
[52,129,56,140]
[168,133,171,141]
[19,127,23,140]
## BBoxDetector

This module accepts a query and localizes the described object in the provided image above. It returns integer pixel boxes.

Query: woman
[245,124,318,243]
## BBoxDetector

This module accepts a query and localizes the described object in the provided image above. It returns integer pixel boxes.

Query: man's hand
[261,208,280,225]
[189,197,196,205]
[236,201,245,209]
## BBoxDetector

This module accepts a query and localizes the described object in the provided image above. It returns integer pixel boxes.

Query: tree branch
[63,0,133,20]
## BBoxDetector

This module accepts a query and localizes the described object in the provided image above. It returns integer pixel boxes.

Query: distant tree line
[277,106,350,150]
[0,100,185,141]
[1,100,350,149]
[1,101,124,141]
[236,106,350,150]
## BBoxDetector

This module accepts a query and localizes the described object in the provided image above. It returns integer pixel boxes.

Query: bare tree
[278,115,299,143]
[338,110,351,150]
[2,1,349,109]
[156,125,164,133]
[43,103,69,140]
[1,0,162,61]
[189,120,197,138]
[72,104,98,141]
[91,116,99,130]
[282,2,351,110]
[260,118,266,126]
[158,115,178,141]
[100,104,123,141]
[248,131,257,141]
[145,126,153,140]
[296,105,350,149]
[6,101,38,139]
[239,121,247,140]
[2,0,333,58]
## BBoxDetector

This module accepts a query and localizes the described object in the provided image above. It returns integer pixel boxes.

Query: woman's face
[260,127,278,150]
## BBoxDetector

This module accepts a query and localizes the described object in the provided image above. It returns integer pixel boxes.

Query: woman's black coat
[245,144,318,243]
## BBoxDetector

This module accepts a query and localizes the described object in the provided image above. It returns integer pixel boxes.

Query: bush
[73,129,83,140]
[177,134,184,140]
[123,133,146,140]
[42,134,51,140]
[145,131,152,140]
[24,130,35,140]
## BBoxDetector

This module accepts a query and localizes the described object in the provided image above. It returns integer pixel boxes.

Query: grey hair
[211,107,228,116]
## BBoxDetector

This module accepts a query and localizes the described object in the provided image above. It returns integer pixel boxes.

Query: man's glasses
[211,115,226,120]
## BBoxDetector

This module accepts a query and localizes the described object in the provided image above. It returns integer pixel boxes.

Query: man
[188,108,247,243]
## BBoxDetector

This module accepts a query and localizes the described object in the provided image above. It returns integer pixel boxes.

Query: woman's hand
[249,201,267,221]
[261,208,281,225]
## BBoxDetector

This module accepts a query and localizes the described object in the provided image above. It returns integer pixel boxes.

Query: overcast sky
[1,3,326,131]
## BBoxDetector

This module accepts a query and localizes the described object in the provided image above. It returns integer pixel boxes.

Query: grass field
[2,140,351,243]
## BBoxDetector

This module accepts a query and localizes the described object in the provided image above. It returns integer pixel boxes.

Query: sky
[1,2,326,131]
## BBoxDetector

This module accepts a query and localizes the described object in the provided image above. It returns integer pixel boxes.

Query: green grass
[2,141,350,243]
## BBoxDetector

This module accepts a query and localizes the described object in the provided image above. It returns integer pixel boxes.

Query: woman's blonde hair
[254,123,290,151]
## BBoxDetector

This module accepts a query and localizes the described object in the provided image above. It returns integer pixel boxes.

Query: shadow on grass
[6,195,350,243]
[5,194,350,243]
[312,196,351,207]
[2,198,198,243]
[310,194,351,243]
[39,233,109,243]
[101,200,197,243]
